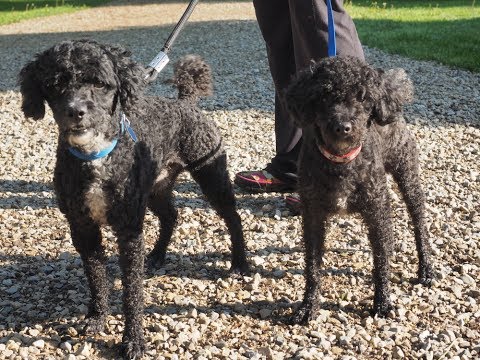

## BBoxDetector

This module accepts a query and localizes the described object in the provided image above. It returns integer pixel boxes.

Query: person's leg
[267,0,364,176]
[289,0,364,68]
[237,0,364,194]
[285,0,364,213]
[235,0,299,192]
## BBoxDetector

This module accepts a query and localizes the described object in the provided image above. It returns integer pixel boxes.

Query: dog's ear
[372,68,414,125]
[104,44,146,113]
[284,65,326,128]
[18,60,46,120]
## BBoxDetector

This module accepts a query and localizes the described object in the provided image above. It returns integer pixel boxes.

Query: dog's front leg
[116,230,146,359]
[69,221,109,333]
[291,201,328,325]
[361,193,394,317]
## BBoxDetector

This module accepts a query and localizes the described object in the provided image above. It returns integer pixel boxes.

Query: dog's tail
[172,55,213,102]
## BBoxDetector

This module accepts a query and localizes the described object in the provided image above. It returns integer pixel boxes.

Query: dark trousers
[253,0,365,185]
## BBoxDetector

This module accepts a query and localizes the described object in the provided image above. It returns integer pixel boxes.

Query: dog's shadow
[0,178,292,216]
[1,177,374,356]
[0,179,56,209]
[0,248,372,354]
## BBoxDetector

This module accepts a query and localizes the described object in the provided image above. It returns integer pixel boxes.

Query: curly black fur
[285,57,433,324]
[18,39,248,359]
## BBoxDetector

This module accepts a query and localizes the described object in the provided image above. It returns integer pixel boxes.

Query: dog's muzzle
[67,127,95,146]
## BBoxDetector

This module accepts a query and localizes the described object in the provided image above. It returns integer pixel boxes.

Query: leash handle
[145,0,200,82]
[326,0,337,57]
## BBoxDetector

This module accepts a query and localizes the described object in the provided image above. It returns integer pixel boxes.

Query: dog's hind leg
[69,221,109,333]
[388,145,433,285]
[190,154,249,274]
[147,181,179,269]
[290,200,328,325]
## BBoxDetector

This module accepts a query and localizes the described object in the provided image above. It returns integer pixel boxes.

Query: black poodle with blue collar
[19,39,249,359]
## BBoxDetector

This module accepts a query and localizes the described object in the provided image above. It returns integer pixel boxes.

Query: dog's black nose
[67,102,87,119]
[334,122,352,134]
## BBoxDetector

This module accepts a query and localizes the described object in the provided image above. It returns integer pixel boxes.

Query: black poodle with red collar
[285,56,434,323]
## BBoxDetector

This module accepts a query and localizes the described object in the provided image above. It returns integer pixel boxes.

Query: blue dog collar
[68,138,118,161]
[68,112,137,161]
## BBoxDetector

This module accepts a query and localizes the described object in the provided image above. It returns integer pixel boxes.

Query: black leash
[144,0,200,82]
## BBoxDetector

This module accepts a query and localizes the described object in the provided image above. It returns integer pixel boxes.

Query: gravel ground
[0,1,479,359]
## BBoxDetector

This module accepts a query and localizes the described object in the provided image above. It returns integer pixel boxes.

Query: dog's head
[18,39,146,151]
[285,56,413,155]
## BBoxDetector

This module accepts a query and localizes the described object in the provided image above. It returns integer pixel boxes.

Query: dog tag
[120,113,138,142]
[126,125,138,143]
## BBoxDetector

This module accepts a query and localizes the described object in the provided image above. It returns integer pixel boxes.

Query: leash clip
[145,51,170,82]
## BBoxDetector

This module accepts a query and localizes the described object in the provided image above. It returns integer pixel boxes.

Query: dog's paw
[121,338,145,360]
[230,260,250,276]
[84,316,106,334]
[371,301,394,318]
[413,264,434,287]
[146,250,165,270]
[289,305,313,325]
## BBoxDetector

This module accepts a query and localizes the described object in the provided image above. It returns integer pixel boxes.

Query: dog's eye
[93,82,106,89]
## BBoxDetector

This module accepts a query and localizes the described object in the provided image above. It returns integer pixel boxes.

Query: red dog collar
[319,145,362,164]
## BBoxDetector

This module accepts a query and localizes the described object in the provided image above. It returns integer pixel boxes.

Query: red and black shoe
[234,170,295,193]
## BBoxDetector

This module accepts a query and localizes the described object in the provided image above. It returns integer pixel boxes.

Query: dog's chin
[322,138,361,156]
[318,135,356,156]
[316,128,355,155]
[67,128,95,147]
[67,130,113,154]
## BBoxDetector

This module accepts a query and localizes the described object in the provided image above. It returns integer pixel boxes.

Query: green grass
[0,1,111,25]
[347,0,480,72]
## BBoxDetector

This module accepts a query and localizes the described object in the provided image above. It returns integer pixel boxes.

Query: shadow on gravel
[0,179,55,209]
[0,179,52,192]
[0,256,369,358]
[0,250,370,340]
[0,177,301,217]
